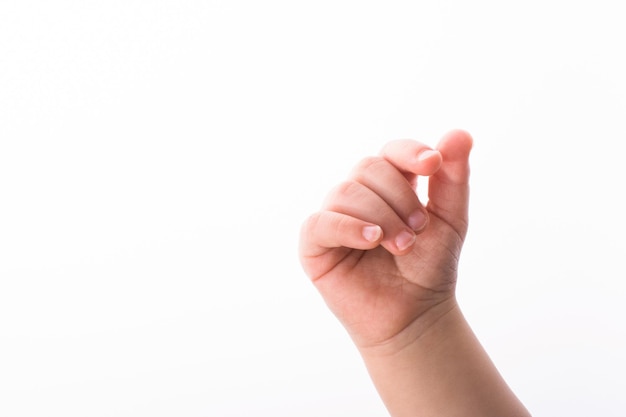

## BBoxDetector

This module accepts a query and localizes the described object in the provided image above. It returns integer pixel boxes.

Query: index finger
[380,139,443,187]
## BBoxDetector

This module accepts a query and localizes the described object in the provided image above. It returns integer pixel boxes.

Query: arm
[299,130,530,417]
[361,302,529,416]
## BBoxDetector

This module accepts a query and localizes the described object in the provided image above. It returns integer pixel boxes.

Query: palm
[313,210,463,347]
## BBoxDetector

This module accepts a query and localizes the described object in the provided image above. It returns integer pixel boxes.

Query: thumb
[427,130,473,238]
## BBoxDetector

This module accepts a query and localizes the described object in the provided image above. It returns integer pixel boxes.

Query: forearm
[359,299,531,417]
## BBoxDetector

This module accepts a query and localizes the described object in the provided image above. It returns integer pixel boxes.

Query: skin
[299,130,531,417]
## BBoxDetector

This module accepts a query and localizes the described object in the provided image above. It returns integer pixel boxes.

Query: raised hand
[299,130,473,349]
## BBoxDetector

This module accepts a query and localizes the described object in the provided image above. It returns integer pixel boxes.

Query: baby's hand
[299,130,473,350]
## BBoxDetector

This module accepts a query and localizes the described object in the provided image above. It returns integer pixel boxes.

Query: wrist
[356,295,460,359]
[356,298,531,417]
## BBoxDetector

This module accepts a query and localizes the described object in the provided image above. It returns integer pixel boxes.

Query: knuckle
[334,214,352,234]
[302,212,323,234]
[353,156,387,177]
[328,180,362,202]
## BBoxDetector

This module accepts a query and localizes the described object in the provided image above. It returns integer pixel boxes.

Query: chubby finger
[299,210,383,259]
[350,156,428,232]
[380,139,443,187]
[323,180,416,256]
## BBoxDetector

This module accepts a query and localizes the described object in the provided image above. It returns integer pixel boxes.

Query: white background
[1,1,625,416]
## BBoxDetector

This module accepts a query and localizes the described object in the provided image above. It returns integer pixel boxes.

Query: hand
[299,130,473,350]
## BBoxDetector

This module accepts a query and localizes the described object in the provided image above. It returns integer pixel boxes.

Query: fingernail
[395,230,416,251]
[362,225,382,242]
[417,150,439,162]
[408,210,426,231]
